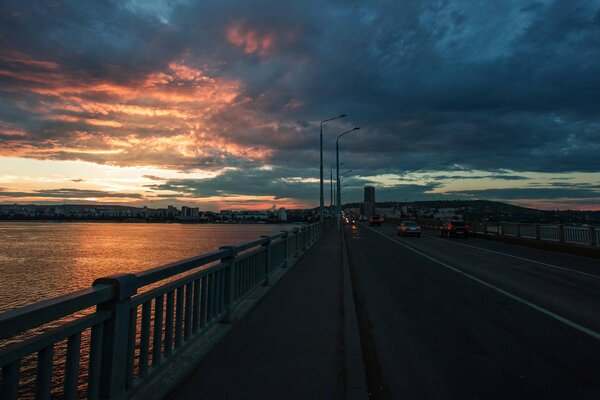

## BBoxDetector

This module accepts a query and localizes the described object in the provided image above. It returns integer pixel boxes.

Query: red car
[368,215,384,226]
[440,220,469,238]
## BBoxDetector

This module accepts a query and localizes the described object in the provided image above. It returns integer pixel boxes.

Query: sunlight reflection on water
[0,222,297,311]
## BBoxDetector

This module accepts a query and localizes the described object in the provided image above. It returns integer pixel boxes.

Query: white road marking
[362,225,600,341]
[420,232,600,280]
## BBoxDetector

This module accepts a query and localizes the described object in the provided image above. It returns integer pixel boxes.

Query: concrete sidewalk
[167,228,344,400]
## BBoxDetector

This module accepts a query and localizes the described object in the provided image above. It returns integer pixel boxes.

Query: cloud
[142,175,167,181]
[0,188,142,199]
[427,174,530,181]
[0,0,599,209]
[446,187,600,201]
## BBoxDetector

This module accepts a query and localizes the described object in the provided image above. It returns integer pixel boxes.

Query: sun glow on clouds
[226,23,274,56]
[0,52,274,171]
[0,49,287,209]
[0,157,222,204]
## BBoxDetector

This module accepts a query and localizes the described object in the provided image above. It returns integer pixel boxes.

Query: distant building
[180,206,200,220]
[277,207,287,222]
[362,186,376,217]
[167,205,179,217]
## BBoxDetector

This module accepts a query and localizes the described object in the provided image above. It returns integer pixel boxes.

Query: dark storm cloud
[0,0,182,81]
[427,174,530,181]
[146,167,320,200]
[1,0,600,208]
[447,187,600,202]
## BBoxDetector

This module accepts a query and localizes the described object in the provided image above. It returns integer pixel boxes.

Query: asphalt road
[345,222,600,399]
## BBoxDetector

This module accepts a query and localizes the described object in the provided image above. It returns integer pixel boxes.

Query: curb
[342,229,369,399]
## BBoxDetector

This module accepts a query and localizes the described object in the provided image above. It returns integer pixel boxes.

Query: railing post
[260,236,272,285]
[92,273,138,400]
[536,224,540,240]
[280,231,288,267]
[558,224,565,243]
[302,227,308,250]
[219,246,238,322]
[293,228,299,257]
[589,226,596,246]
[516,223,521,238]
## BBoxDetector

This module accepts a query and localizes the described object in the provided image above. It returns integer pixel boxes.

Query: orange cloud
[0,128,27,137]
[84,119,123,128]
[0,57,277,170]
[0,50,59,70]
[227,23,274,56]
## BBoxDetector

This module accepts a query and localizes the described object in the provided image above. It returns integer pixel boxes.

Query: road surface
[345,222,600,399]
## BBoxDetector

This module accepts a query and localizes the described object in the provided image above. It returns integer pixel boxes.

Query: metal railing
[0,219,332,399]
[410,219,598,247]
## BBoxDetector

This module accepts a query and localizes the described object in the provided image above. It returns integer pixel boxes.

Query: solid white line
[422,233,600,280]
[363,225,600,341]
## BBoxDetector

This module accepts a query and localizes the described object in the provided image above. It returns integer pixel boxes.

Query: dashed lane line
[362,225,600,341]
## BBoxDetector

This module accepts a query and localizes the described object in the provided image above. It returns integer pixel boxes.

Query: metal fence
[411,219,598,247]
[0,219,332,399]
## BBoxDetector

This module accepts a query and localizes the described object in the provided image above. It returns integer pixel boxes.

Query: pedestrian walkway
[167,228,344,400]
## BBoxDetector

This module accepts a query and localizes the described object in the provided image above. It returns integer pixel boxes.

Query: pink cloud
[226,23,274,56]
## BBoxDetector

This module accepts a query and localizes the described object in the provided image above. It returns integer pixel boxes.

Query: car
[368,215,384,226]
[397,220,421,237]
[440,220,469,238]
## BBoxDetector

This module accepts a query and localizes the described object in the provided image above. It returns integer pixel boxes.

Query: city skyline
[1,1,599,211]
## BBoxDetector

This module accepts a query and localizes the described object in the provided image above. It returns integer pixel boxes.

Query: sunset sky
[0,0,599,210]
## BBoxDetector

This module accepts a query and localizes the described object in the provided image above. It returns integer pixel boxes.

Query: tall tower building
[362,186,376,217]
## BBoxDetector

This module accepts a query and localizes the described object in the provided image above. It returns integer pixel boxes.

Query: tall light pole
[336,127,360,228]
[339,170,352,206]
[320,114,346,222]
[330,167,333,214]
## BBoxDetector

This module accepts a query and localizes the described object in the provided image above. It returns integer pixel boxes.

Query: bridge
[1,219,599,399]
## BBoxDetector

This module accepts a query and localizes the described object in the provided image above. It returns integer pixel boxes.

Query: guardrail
[412,219,598,247]
[0,219,332,399]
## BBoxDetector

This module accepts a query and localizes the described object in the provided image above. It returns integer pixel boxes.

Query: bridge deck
[168,227,344,400]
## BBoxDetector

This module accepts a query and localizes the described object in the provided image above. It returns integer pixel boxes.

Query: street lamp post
[330,167,333,215]
[320,114,346,222]
[336,127,360,228]
[338,170,352,210]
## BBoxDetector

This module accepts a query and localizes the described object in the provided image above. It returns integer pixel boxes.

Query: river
[0,222,298,312]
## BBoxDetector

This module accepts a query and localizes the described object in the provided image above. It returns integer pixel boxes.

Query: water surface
[0,222,297,311]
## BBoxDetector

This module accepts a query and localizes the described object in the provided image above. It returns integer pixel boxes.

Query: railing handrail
[0,284,113,340]
[135,249,229,287]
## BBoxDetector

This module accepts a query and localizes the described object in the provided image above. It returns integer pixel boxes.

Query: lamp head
[340,114,347,118]
[354,126,360,130]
